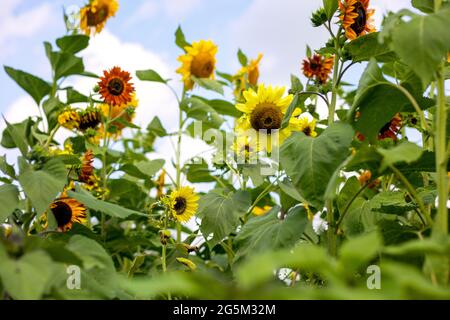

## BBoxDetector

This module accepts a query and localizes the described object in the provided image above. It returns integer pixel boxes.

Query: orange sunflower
[98,66,134,106]
[50,192,87,232]
[339,0,375,40]
[378,113,402,140]
[302,54,334,83]
[79,150,94,183]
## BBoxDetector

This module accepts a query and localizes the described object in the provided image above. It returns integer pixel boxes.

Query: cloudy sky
[0,0,415,167]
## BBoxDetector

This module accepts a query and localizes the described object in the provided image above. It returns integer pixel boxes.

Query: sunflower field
[0,0,449,301]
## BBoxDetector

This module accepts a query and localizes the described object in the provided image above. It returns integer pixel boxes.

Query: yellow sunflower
[339,0,375,40]
[235,84,300,152]
[58,108,80,130]
[234,53,263,95]
[252,205,272,216]
[232,133,260,164]
[168,186,199,223]
[176,40,218,90]
[298,117,318,137]
[100,93,138,139]
[80,0,119,36]
[50,192,87,232]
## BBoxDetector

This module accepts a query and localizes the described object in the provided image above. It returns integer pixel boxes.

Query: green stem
[335,182,370,231]
[43,124,61,148]
[100,106,112,240]
[175,88,186,243]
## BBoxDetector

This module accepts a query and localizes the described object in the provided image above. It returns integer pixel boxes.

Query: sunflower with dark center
[235,84,301,152]
[302,54,334,84]
[80,0,118,35]
[58,108,80,130]
[177,40,218,90]
[79,150,94,183]
[50,192,87,232]
[298,117,318,137]
[339,0,375,40]
[77,108,102,131]
[168,187,199,223]
[98,66,135,106]
[233,134,259,163]
[378,113,402,140]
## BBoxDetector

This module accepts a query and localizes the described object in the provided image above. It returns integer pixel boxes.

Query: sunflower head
[302,54,334,84]
[79,150,94,183]
[167,186,199,223]
[100,93,138,138]
[58,108,80,130]
[378,113,402,141]
[297,117,318,137]
[176,40,218,90]
[50,192,87,232]
[339,0,375,40]
[234,54,263,99]
[98,66,135,106]
[80,0,119,35]
[232,134,260,164]
[77,107,102,132]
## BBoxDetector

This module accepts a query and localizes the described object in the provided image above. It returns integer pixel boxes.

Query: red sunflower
[98,66,134,106]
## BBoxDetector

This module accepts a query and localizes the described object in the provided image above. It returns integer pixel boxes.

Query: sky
[0,0,417,170]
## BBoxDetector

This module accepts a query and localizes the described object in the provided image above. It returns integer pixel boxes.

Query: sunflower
[302,54,334,83]
[378,113,402,140]
[100,93,138,138]
[235,84,300,152]
[156,169,166,199]
[176,40,218,90]
[50,192,87,232]
[79,150,94,183]
[298,117,318,137]
[168,186,199,223]
[77,107,102,131]
[252,205,272,216]
[58,108,80,130]
[80,0,119,35]
[234,54,263,98]
[232,134,259,164]
[98,66,134,106]
[339,0,375,40]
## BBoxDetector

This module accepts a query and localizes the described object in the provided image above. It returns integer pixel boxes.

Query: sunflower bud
[311,8,327,27]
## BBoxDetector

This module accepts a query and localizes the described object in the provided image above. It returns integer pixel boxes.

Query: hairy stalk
[175,88,186,243]
[100,106,113,240]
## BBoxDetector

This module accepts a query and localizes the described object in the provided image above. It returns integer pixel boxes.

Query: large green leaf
[338,232,382,274]
[18,159,67,215]
[49,51,85,80]
[345,32,395,62]
[323,0,338,19]
[4,66,51,104]
[378,141,424,171]
[67,190,146,218]
[411,0,434,13]
[192,77,224,95]
[235,205,308,260]
[136,69,167,83]
[280,123,354,207]
[56,34,90,54]
[66,235,114,269]
[197,190,250,247]
[1,118,29,155]
[389,8,450,84]
[0,184,20,221]
[0,250,54,300]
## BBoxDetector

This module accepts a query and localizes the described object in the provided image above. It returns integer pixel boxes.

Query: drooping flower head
[177,40,218,90]
[339,0,375,40]
[50,192,87,232]
[168,186,199,223]
[77,107,102,132]
[235,84,300,152]
[378,113,402,141]
[98,66,134,106]
[80,0,119,35]
[58,108,80,130]
[79,150,94,183]
[302,54,334,84]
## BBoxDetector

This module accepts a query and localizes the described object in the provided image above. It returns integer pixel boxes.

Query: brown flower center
[78,111,101,131]
[191,53,214,78]
[174,197,187,215]
[51,201,72,227]
[310,62,320,71]
[303,126,312,136]
[350,2,367,35]
[107,78,125,96]
[250,103,283,132]
[87,5,109,26]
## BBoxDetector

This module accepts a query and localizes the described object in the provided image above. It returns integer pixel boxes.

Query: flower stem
[175,88,186,243]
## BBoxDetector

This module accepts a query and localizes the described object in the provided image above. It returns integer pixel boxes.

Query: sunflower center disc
[174,197,187,215]
[108,78,125,96]
[250,103,283,132]
[191,53,214,78]
[87,5,109,26]
[51,201,73,227]
[350,3,367,35]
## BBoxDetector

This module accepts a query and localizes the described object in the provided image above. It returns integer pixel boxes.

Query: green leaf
[66,235,114,269]
[67,190,146,218]
[323,0,338,19]
[345,32,395,62]
[378,141,424,171]
[0,155,16,178]
[1,118,29,155]
[175,25,190,51]
[339,232,382,273]
[0,250,53,300]
[0,184,19,221]
[56,34,90,54]
[369,191,416,214]
[237,49,248,67]
[4,66,51,104]
[207,99,241,117]
[290,74,304,94]
[136,69,167,83]
[18,159,67,215]
[66,87,89,104]
[235,205,308,260]
[280,123,354,207]
[337,176,361,214]
[50,52,85,80]
[411,0,435,13]
[184,161,215,183]
[192,77,224,95]
[197,190,251,247]
[134,159,165,177]
[389,8,450,84]
[147,116,167,137]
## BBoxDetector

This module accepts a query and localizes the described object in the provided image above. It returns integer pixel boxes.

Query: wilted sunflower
[98,66,134,106]
[80,0,118,35]
[77,107,102,131]
[378,113,402,140]
[50,192,87,232]
[235,84,300,152]
[58,108,80,130]
[298,117,318,137]
[168,186,199,223]
[302,54,334,84]
[339,0,375,40]
[177,40,218,90]
[79,150,94,183]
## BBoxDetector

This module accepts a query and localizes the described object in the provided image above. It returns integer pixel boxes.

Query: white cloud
[163,0,202,19]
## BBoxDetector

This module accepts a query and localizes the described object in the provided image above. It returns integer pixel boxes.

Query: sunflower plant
[0,0,449,301]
